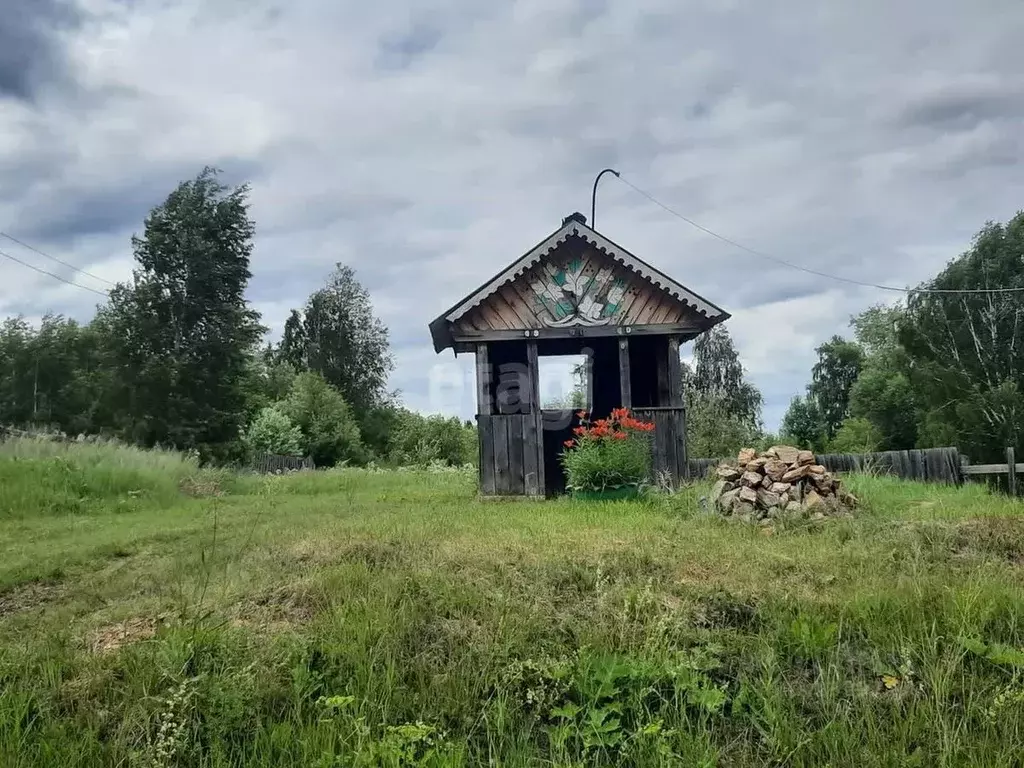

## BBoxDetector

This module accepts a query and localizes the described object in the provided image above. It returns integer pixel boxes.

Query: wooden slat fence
[477,413,541,496]
[687,447,965,485]
[251,452,315,474]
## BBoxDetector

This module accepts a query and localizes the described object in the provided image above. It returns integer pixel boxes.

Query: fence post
[1008,447,1017,498]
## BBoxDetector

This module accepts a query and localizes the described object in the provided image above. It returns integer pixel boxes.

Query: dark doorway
[540,410,582,496]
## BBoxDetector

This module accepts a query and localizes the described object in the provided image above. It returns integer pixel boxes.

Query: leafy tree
[807,336,863,441]
[684,389,756,460]
[780,395,825,450]
[828,417,883,454]
[899,212,1024,460]
[100,167,264,459]
[543,361,587,410]
[687,325,762,431]
[848,366,917,450]
[359,405,396,457]
[243,406,303,456]
[278,310,307,371]
[281,371,365,467]
[387,410,476,466]
[0,315,118,436]
[0,317,32,426]
[844,304,918,450]
[287,265,393,418]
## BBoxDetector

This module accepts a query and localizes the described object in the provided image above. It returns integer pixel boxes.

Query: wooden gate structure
[428,212,729,496]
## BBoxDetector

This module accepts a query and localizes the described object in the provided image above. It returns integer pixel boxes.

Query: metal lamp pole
[590,168,620,230]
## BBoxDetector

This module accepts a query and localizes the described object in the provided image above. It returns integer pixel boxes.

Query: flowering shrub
[560,408,655,492]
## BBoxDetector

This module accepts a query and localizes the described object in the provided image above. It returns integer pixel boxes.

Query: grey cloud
[13,159,265,248]
[899,82,1024,131]
[376,21,442,70]
[0,0,80,101]
[3,0,1024,431]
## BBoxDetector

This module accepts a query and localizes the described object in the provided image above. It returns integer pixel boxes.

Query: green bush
[560,408,653,492]
[387,410,476,467]
[280,372,365,467]
[828,417,883,454]
[242,406,303,457]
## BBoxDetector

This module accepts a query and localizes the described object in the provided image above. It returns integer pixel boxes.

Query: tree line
[657,210,1024,465]
[4,168,1018,467]
[781,211,1024,462]
[0,168,476,467]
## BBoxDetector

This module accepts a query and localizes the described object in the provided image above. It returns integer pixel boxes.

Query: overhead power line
[0,231,116,287]
[0,247,109,298]
[615,174,1024,296]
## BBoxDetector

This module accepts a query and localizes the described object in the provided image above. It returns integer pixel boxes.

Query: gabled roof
[428,212,729,353]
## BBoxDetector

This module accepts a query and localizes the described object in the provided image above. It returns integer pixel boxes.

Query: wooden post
[1008,446,1017,498]
[666,337,683,407]
[618,337,631,408]
[584,350,594,411]
[667,336,686,481]
[475,344,492,415]
[525,341,544,496]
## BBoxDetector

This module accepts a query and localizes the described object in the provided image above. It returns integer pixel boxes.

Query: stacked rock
[712,445,857,522]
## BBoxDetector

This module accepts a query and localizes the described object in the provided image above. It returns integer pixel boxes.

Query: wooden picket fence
[688,446,1023,496]
[688,447,966,485]
[249,452,315,474]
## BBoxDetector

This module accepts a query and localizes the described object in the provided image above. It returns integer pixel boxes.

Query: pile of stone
[712,445,857,523]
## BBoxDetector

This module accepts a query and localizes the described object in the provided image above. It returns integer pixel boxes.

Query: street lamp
[590,168,620,231]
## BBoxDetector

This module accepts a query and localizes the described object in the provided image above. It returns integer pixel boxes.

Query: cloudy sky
[2,0,1023,430]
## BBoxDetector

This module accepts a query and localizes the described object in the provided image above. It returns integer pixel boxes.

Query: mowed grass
[2,439,1024,766]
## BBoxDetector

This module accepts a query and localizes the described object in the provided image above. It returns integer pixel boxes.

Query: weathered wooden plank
[452,322,704,344]
[613,281,644,320]
[658,301,687,324]
[964,463,1024,475]
[526,340,540,415]
[525,340,542,496]
[498,284,538,328]
[507,415,525,495]
[622,286,657,325]
[475,344,492,416]
[651,296,678,324]
[631,291,664,325]
[478,415,496,495]
[493,416,510,494]
[477,301,511,331]
[1008,447,1018,496]
[672,409,686,482]
[618,338,632,408]
[490,290,526,329]
[667,337,683,407]
[523,412,540,496]
[511,275,544,319]
[655,412,670,478]
[584,351,594,411]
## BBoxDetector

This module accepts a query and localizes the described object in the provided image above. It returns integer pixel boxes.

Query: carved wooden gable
[455,241,699,335]
[429,212,728,352]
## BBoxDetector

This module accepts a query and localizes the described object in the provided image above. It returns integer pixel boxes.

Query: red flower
[612,431,629,440]
[572,426,586,436]
[563,439,575,448]
[575,410,588,419]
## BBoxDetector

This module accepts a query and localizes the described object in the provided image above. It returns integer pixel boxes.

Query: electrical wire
[0,231,116,287]
[0,247,109,297]
[615,174,1024,296]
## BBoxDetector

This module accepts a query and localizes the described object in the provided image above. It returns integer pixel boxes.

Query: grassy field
[2,437,1024,766]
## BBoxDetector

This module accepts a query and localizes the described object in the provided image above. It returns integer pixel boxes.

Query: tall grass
[0,436,209,518]
[2,441,1024,766]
